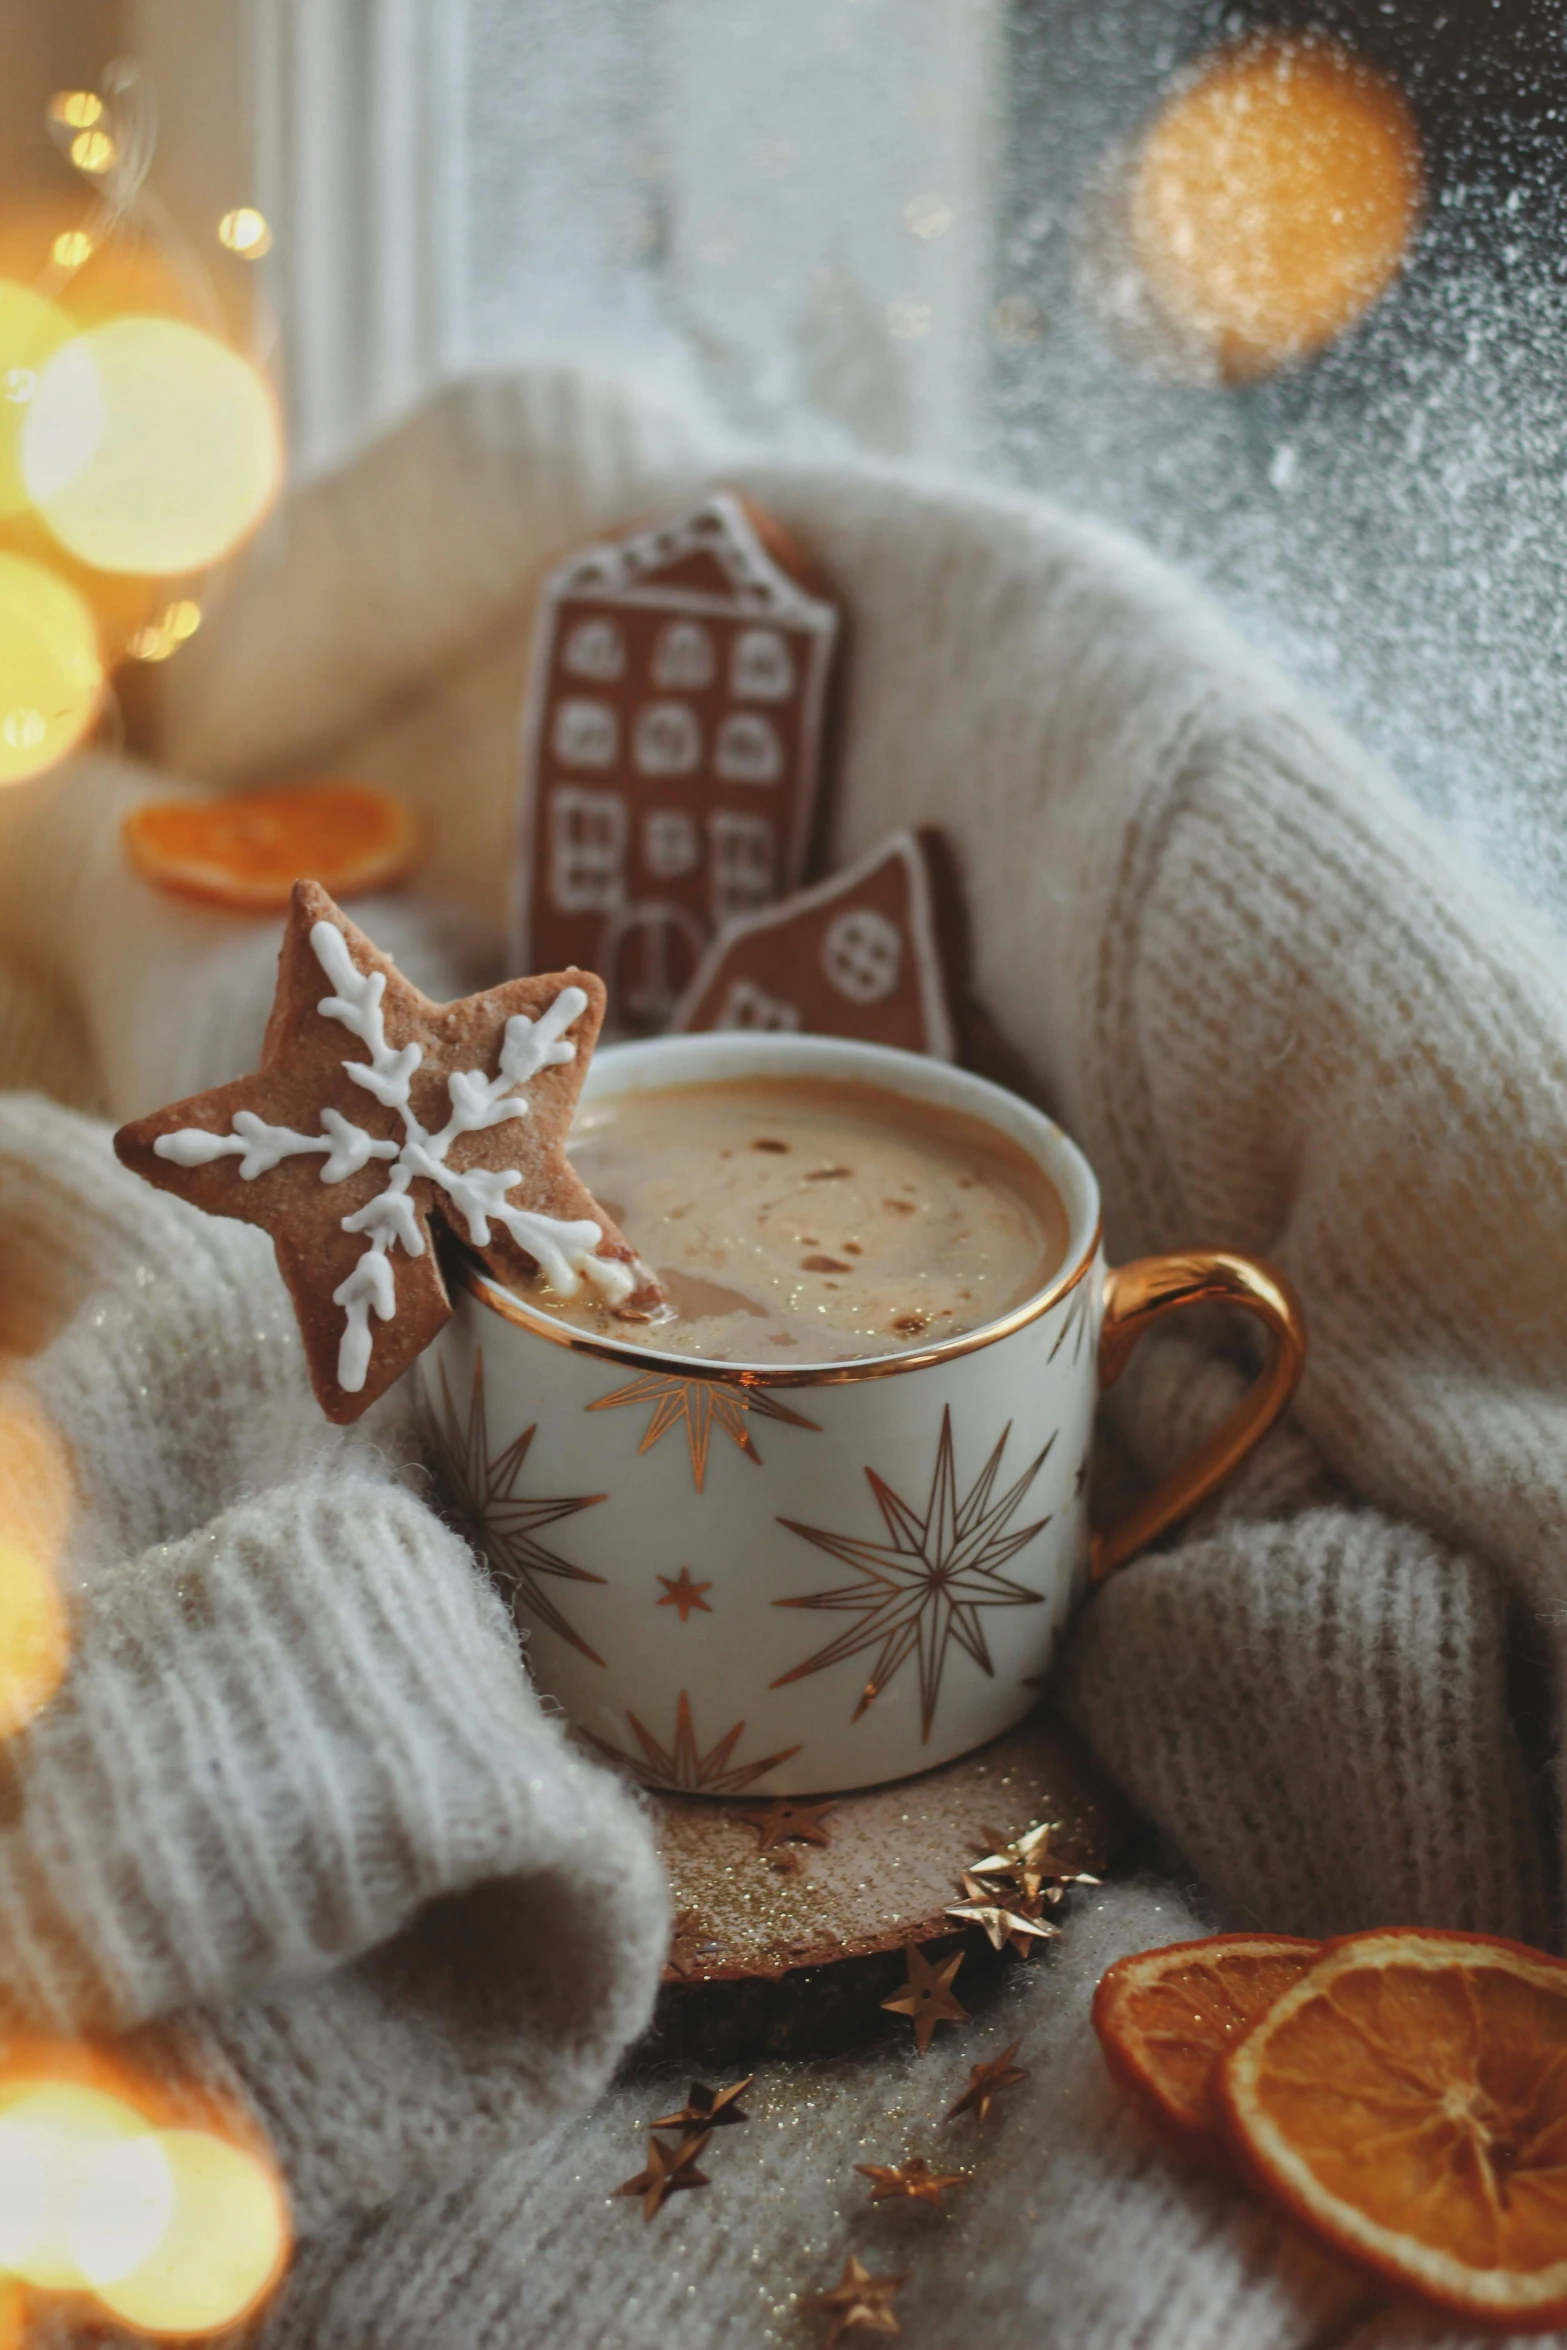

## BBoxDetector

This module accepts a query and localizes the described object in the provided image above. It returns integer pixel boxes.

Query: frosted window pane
[994,1,1567,922]
[249,0,1567,924]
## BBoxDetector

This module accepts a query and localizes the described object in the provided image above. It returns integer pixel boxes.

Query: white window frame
[131,0,1002,479]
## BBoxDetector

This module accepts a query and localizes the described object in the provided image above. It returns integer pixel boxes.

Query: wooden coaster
[639,1709,1129,2065]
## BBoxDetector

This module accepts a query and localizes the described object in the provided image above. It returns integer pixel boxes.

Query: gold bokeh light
[68,129,117,177]
[1131,35,1423,381]
[95,2128,291,2338]
[47,93,103,131]
[0,2082,153,2290]
[21,316,283,577]
[0,2047,291,2336]
[126,598,204,664]
[217,208,273,259]
[0,281,73,518]
[0,1375,71,1735]
[0,552,102,789]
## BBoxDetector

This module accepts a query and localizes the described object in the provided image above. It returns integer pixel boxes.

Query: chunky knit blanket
[0,368,1559,2348]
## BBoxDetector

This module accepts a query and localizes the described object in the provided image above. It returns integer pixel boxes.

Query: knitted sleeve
[0,1096,667,2148]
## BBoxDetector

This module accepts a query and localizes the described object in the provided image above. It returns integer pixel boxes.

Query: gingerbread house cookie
[671,829,959,1059]
[516,492,839,1032]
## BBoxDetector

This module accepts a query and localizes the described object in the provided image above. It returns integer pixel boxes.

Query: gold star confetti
[947,2038,1029,2125]
[881,1943,968,2053]
[656,1567,713,1619]
[737,1796,836,1852]
[804,2253,908,2345]
[650,2076,753,2131]
[944,1893,1060,1957]
[614,2129,711,2221]
[969,1819,1100,1906]
[855,2155,968,2207]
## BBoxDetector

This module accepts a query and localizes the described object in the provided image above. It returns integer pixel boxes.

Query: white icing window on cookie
[634,700,702,777]
[643,808,699,878]
[552,697,619,770]
[562,616,625,682]
[651,620,716,691]
[708,811,776,923]
[714,712,783,786]
[550,786,627,912]
[821,907,903,1003]
[714,978,801,1032]
[730,627,794,701]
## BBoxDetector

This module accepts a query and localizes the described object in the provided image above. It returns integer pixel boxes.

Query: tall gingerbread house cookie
[516,492,840,1032]
[671,830,959,1060]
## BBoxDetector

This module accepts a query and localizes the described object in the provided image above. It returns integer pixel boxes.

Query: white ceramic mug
[417,1032,1304,1795]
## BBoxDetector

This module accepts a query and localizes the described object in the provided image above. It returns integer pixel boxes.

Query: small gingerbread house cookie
[671,829,959,1060]
[516,491,840,1032]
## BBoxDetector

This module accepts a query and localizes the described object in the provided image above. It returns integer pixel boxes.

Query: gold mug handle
[1090,1252,1307,1583]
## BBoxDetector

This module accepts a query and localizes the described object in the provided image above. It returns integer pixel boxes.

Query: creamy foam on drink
[521,1075,1069,1363]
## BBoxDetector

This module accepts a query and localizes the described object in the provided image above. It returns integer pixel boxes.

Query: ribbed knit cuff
[0,1468,668,2046]
[1058,1505,1552,1943]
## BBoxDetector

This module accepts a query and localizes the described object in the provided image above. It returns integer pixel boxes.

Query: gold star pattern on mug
[587,1370,820,1492]
[855,2155,968,2207]
[583,1689,800,1793]
[946,2038,1029,2125]
[650,2076,753,2131]
[803,2254,908,2347]
[881,1943,968,2053]
[113,880,657,1421]
[1047,1280,1093,1366]
[614,2130,711,2221]
[656,1567,713,1620]
[772,1406,1052,1741]
[428,1352,608,1663]
[736,1797,835,1852]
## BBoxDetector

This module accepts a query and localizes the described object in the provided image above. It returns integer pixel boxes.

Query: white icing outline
[156,920,633,1392]
[669,830,958,1061]
[511,491,839,975]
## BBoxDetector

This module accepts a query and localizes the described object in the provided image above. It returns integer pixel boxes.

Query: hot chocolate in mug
[417,1031,1305,1796]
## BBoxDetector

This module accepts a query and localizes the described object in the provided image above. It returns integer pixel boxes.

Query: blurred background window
[7,0,1565,920]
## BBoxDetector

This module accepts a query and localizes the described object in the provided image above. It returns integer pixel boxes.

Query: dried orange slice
[123,781,422,911]
[1221,1929,1567,2329]
[1093,1933,1320,2162]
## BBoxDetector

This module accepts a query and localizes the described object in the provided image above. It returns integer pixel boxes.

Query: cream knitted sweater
[0,370,1560,2347]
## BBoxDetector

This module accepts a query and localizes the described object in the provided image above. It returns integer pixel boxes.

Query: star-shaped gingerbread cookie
[114,880,659,1422]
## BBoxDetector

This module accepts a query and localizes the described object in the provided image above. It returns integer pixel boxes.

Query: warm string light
[0,553,103,788]
[46,93,104,132]
[217,207,272,258]
[22,315,282,578]
[0,2050,290,2336]
[68,130,117,177]
[126,598,202,663]
[0,66,285,777]
[0,281,73,518]
[0,1374,71,1733]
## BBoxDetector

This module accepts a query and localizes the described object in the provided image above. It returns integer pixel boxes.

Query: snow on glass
[155,920,631,1390]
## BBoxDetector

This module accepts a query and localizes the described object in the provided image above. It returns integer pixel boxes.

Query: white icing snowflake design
[155,919,632,1392]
